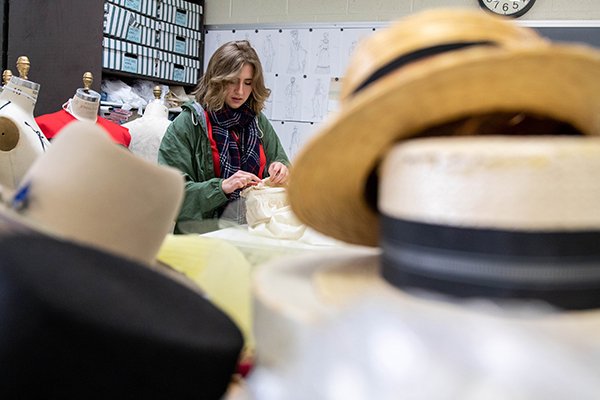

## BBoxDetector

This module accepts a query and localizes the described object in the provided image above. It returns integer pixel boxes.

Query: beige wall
[204,0,600,25]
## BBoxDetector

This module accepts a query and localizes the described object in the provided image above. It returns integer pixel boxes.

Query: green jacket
[158,101,290,234]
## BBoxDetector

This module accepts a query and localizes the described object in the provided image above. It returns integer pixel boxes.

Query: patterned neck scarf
[208,103,261,200]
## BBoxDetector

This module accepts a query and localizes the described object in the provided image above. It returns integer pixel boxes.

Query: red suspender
[205,111,221,177]
[258,143,266,179]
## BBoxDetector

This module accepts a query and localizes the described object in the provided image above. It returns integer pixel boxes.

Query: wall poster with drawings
[203,22,599,160]
[204,24,378,160]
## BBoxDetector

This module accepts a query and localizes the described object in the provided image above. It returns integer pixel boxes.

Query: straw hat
[0,120,184,266]
[288,8,600,246]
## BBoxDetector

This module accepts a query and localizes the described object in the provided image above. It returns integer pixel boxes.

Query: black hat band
[352,41,495,95]
[380,215,600,309]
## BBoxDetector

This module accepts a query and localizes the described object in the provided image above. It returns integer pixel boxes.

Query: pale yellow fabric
[157,234,254,350]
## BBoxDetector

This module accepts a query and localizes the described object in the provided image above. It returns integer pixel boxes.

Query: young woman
[159,40,290,234]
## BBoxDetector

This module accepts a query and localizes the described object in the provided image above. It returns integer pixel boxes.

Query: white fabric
[241,180,306,240]
[101,79,148,111]
[124,100,171,164]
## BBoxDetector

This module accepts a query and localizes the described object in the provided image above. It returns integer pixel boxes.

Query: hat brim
[253,250,600,356]
[252,250,600,395]
[288,45,600,246]
[0,122,185,265]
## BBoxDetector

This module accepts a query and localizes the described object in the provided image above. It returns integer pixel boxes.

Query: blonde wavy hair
[192,40,270,114]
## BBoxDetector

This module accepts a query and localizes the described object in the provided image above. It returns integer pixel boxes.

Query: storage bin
[156,51,200,84]
[106,0,158,18]
[157,21,202,58]
[103,37,158,78]
[104,2,158,47]
[156,0,202,30]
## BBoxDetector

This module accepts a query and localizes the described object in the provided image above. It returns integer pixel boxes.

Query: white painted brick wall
[205,0,600,25]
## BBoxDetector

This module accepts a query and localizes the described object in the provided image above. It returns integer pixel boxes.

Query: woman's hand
[221,171,261,194]
[268,162,290,185]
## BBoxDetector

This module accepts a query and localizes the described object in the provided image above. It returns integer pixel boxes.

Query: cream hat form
[0,76,50,190]
[379,136,600,230]
[9,120,184,265]
[374,136,600,309]
[124,92,171,164]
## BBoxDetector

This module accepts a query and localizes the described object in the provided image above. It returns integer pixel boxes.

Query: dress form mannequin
[123,86,172,163]
[35,72,131,147]
[68,72,100,123]
[0,56,50,190]
[145,85,169,119]
[69,88,100,122]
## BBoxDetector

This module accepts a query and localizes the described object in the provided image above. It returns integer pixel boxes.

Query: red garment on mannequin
[36,109,131,147]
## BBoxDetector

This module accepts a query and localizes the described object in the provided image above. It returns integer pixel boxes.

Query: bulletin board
[204,22,600,160]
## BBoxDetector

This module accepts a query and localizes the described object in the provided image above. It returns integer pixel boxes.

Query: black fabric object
[0,233,243,399]
[380,215,600,310]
